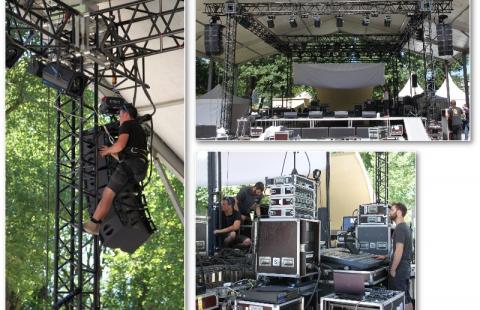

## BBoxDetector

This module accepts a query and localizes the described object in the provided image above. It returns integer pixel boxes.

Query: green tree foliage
[360,152,416,222]
[6,59,184,309]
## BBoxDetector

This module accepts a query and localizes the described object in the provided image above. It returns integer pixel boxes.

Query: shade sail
[293,63,386,89]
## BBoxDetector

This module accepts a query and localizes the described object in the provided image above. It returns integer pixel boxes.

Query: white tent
[196,152,327,187]
[436,74,467,106]
[399,74,425,98]
[196,84,250,126]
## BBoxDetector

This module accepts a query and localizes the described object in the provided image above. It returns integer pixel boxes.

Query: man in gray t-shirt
[376,203,413,310]
[447,100,464,140]
[235,182,264,221]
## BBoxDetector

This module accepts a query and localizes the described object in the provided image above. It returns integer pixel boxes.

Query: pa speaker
[42,62,88,97]
[308,111,323,119]
[362,111,376,118]
[196,125,217,139]
[436,23,453,56]
[100,191,156,253]
[284,112,298,119]
[334,111,349,118]
[412,74,418,88]
[6,36,24,68]
[301,127,328,139]
[329,127,355,139]
[204,24,224,56]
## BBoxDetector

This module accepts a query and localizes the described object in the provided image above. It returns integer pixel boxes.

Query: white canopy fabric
[293,63,386,89]
[436,74,467,106]
[196,152,327,187]
[196,84,250,126]
[95,0,184,167]
[399,74,425,98]
[197,0,469,64]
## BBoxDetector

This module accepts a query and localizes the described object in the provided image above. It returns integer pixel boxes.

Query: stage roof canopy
[196,0,469,64]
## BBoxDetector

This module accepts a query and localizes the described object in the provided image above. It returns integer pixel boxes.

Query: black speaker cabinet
[204,24,224,56]
[436,23,453,56]
[308,111,323,119]
[412,74,418,88]
[255,218,320,278]
[354,105,363,117]
[42,62,88,97]
[362,111,377,118]
[196,125,217,139]
[284,112,298,119]
[301,127,328,139]
[356,127,370,139]
[100,191,155,253]
[334,111,349,118]
[328,127,355,139]
[356,224,391,255]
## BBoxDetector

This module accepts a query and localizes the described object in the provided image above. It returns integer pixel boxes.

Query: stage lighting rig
[42,62,88,98]
[289,16,297,28]
[336,16,344,28]
[313,16,321,28]
[267,15,275,28]
[100,96,128,115]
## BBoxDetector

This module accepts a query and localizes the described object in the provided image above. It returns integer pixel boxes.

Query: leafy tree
[6,59,184,309]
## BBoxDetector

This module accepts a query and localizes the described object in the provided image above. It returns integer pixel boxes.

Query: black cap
[121,103,138,119]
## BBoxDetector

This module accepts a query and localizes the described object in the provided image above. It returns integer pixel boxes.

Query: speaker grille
[204,24,224,56]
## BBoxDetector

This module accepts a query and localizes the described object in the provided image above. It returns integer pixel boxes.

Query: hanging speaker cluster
[436,23,453,56]
[412,74,418,88]
[204,23,224,56]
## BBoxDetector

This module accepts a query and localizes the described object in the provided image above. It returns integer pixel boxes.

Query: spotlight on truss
[267,15,275,28]
[362,16,370,27]
[384,15,392,27]
[289,16,298,28]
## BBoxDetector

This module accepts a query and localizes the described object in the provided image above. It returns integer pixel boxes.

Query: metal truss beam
[53,59,100,310]
[205,1,453,17]
[374,152,389,204]
[237,15,289,54]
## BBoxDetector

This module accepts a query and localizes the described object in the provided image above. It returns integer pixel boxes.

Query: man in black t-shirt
[214,197,251,248]
[447,100,464,140]
[235,182,264,221]
[375,203,413,310]
[84,103,148,235]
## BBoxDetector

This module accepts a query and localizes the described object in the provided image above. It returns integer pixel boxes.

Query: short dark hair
[391,202,407,217]
[121,103,138,119]
[254,182,265,192]
[222,196,235,207]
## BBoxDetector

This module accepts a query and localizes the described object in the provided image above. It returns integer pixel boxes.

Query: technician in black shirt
[214,197,252,248]
[235,182,265,222]
[376,202,413,310]
[84,103,148,235]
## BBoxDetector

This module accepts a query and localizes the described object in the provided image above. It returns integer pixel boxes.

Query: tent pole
[207,58,214,91]
[462,52,470,107]
[444,61,450,103]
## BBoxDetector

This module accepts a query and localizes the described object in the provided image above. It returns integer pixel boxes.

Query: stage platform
[251,116,430,141]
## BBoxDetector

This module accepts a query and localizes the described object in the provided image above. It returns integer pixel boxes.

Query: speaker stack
[436,23,453,56]
[204,24,224,56]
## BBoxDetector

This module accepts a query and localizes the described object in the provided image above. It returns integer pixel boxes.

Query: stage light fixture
[362,16,370,27]
[289,16,297,28]
[439,14,448,24]
[42,62,88,98]
[267,15,275,28]
[384,16,392,27]
[313,16,321,28]
[336,16,344,27]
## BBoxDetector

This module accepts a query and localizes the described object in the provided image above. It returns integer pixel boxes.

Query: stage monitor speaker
[356,127,370,139]
[284,112,298,119]
[329,127,355,139]
[412,74,418,87]
[196,125,217,139]
[6,36,25,68]
[308,111,323,119]
[362,111,376,118]
[301,127,328,139]
[290,128,302,139]
[436,23,453,56]
[204,24,224,56]
[100,191,156,253]
[42,62,88,97]
[334,111,348,118]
